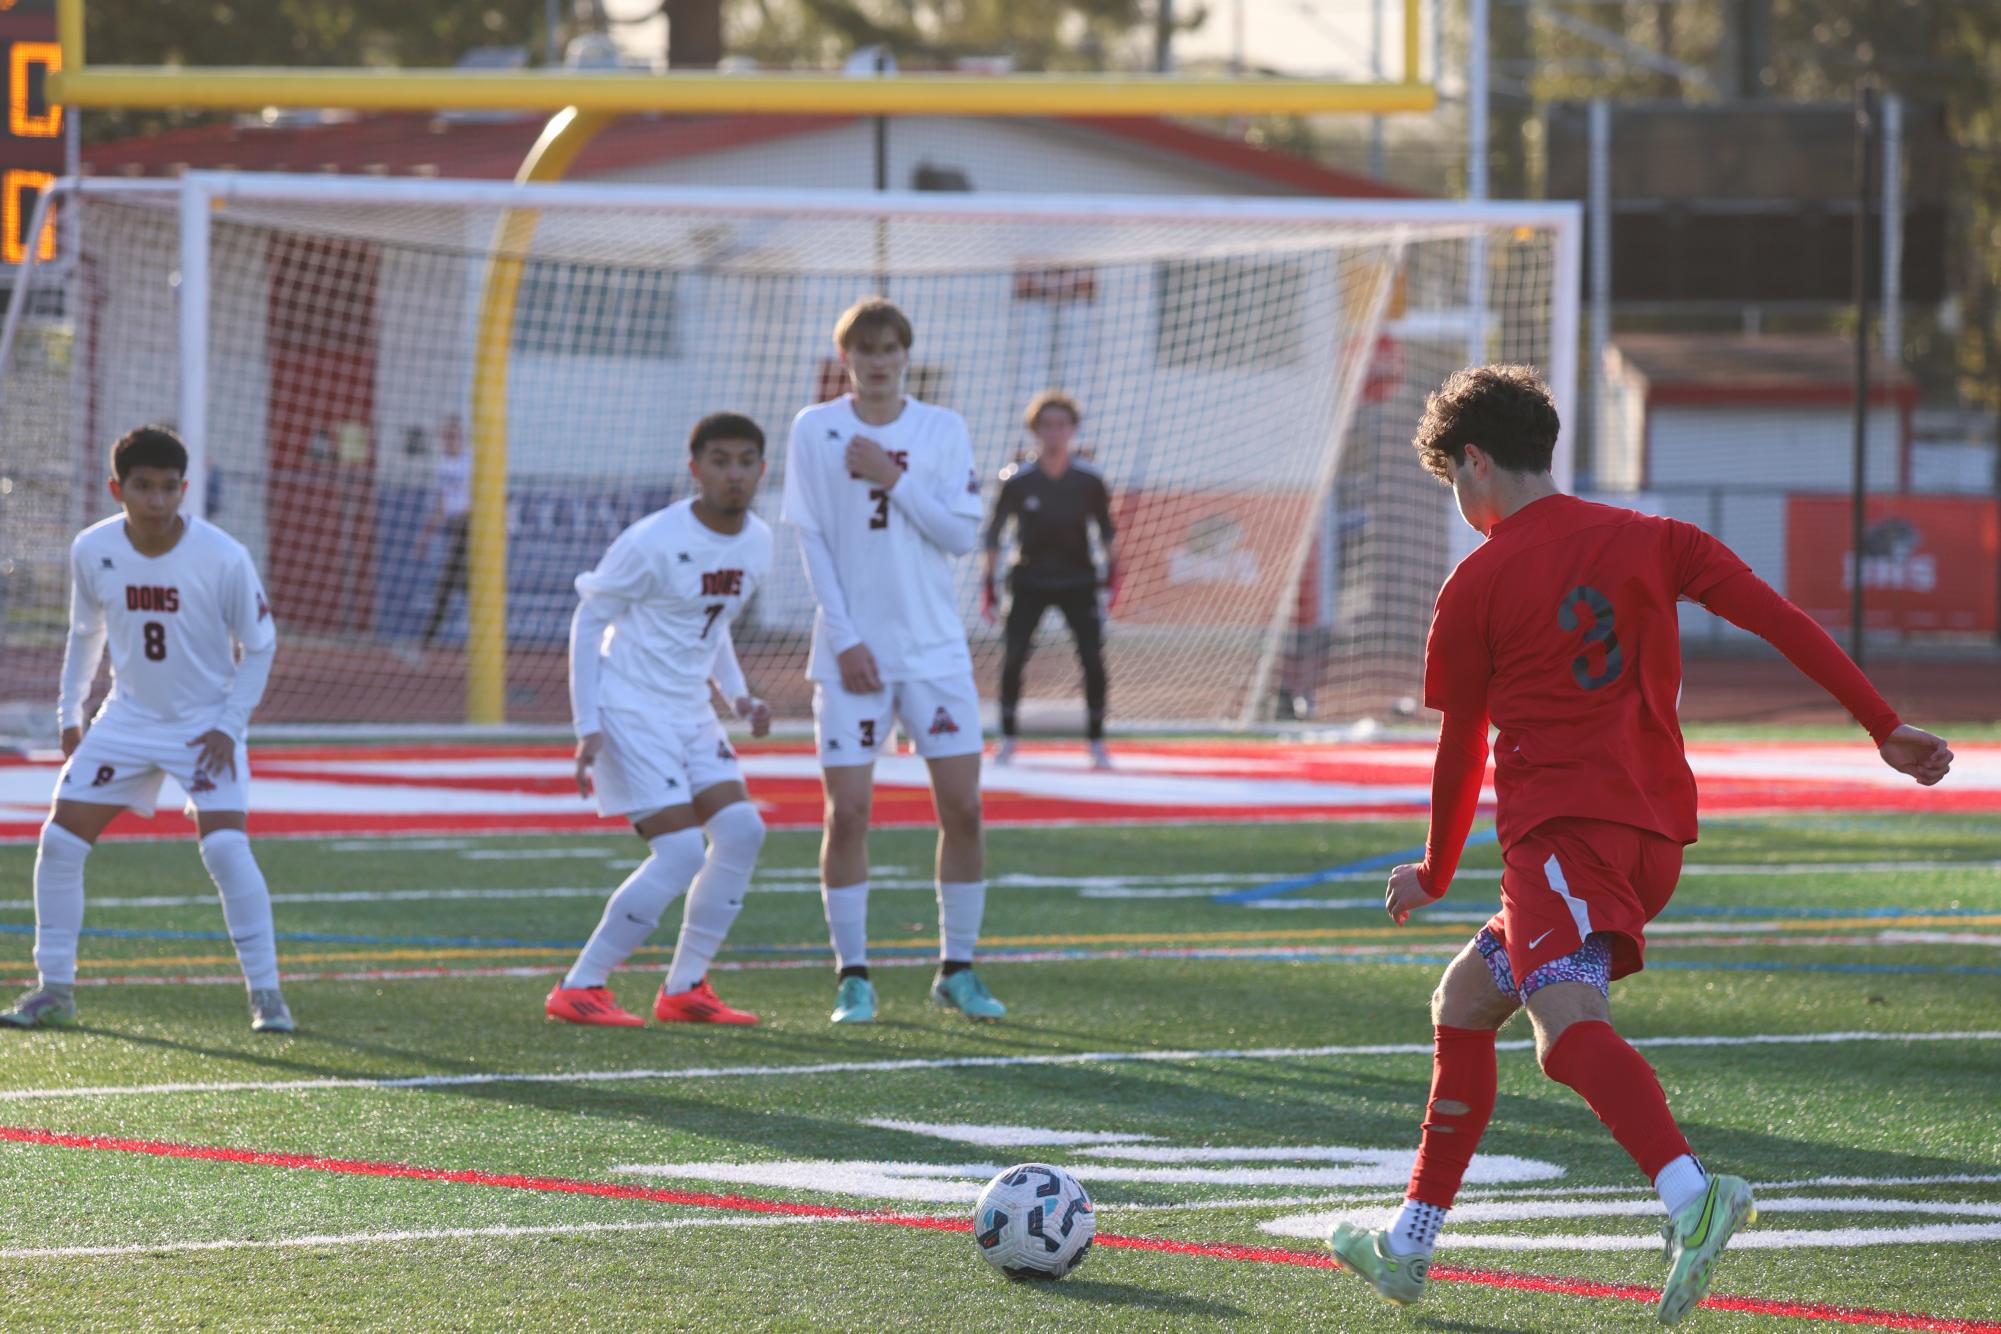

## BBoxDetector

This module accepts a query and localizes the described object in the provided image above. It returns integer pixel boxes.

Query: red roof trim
[85,111,1421,198]
[1647,382,1920,410]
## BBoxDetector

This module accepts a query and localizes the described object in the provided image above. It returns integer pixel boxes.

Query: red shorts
[1484,817,1684,989]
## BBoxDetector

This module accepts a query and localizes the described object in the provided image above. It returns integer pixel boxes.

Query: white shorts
[57,716,250,818]
[813,674,984,767]
[592,707,743,819]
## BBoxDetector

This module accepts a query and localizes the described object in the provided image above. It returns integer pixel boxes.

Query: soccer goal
[0,173,1577,733]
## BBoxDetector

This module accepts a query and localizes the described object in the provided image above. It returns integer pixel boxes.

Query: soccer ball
[972,1163,1095,1280]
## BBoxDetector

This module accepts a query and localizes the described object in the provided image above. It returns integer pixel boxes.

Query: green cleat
[931,968,1005,1021]
[1658,1174,1756,1326]
[1328,1222,1428,1306]
[0,987,77,1030]
[829,975,877,1024]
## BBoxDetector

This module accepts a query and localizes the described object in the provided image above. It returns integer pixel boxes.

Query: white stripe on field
[1107,1171,2001,1214]
[0,1213,842,1261]
[0,1029,1994,1103]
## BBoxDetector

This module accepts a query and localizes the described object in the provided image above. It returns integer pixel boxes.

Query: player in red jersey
[1327,366,1952,1325]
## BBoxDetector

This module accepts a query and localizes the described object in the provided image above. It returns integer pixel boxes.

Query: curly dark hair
[1411,364,1560,482]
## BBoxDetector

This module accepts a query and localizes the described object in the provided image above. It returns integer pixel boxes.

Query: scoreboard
[0,0,62,268]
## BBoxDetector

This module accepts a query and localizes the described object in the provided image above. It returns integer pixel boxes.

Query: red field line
[4,1125,1997,1330]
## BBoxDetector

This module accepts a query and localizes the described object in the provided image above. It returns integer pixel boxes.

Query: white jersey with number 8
[61,515,276,735]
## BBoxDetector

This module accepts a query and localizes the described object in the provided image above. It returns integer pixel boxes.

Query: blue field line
[0,923,591,949]
[1212,828,1502,904]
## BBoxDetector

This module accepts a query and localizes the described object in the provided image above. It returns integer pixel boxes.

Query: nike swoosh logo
[1527,929,1556,950]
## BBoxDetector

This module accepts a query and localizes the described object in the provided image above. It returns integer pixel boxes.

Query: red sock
[1540,1020,1692,1180]
[1407,1025,1498,1208]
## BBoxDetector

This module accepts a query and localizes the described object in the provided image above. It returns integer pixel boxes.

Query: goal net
[0,174,1576,735]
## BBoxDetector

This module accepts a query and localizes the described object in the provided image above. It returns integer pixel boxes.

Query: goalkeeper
[983,392,1116,769]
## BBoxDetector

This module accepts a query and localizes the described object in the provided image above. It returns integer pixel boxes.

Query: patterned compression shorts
[1477,927,1613,1002]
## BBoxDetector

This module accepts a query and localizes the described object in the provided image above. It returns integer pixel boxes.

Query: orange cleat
[545,984,645,1027]
[654,977,759,1025]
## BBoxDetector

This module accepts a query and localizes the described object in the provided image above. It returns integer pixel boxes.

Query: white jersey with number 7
[572,498,774,730]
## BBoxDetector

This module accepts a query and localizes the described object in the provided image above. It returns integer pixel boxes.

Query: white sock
[822,881,870,973]
[1654,1153,1709,1218]
[200,829,281,991]
[937,880,987,963]
[564,828,706,989]
[665,803,765,995]
[1387,1198,1448,1258]
[32,822,91,989]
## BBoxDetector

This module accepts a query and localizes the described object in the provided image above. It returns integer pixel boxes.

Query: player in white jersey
[2,426,290,1033]
[781,297,1003,1025]
[546,413,777,1027]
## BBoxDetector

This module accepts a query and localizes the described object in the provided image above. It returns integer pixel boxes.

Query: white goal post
[0,171,1578,736]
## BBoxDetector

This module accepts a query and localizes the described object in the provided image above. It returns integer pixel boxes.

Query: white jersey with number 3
[575,499,774,727]
[62,515,276,734]
[780,395,982,683]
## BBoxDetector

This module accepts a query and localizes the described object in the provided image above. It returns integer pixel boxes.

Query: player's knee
[706,802,766,862]
[824,797,872,846]
[935,788,982,840]
[39,820,94,863]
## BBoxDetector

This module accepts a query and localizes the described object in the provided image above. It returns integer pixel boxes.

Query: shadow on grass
[1026,1276,1247,1317]
[1413,1318,1544,1334]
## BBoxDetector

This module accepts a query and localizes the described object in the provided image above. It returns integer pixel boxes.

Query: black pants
[423,516,469,646]
[999,581,1107,740]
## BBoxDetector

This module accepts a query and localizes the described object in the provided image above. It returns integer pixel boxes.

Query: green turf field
[1,815,1998,1330]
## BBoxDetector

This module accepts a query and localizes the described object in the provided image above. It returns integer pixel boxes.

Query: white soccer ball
[972,1163,1096,1280]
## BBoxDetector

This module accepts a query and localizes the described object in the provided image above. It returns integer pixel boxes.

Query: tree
[80,2,557,139]
[723,0,1187,72]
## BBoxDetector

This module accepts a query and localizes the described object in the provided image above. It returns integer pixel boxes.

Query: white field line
[0,1213,844,1261]
[1097,1171,2001,1214]
[1,1029,1995,1103]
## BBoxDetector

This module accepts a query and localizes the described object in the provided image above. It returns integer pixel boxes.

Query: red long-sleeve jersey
[1416,494,1901,897]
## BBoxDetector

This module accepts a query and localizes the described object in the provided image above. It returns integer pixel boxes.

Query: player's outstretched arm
[1693,568,1915,755]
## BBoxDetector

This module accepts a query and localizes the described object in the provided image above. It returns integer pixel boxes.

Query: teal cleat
[931,968,1006,1021]
[1328,1222,1428,1307]
[1658,1174,1756,1326]
[0,987,77,1030]
[830,975,877,1024]
[249,988,295,1033]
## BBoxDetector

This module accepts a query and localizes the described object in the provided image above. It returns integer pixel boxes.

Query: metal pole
[1848,83,1875,665]
[1465,0,1490,369]
[1468,0,1489,202]
[177,179,211,519]
[1587,98,1610,491]
[873,49,889,293]
[1369,0,1386,179]
[1880,92,1903,376]
[1157,0,1175,73]
[545,0,562,64]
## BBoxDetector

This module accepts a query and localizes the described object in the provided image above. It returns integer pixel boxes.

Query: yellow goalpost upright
[36,0,1473,728]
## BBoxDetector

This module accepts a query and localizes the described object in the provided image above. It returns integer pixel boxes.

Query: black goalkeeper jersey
[986,459,1115,591]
